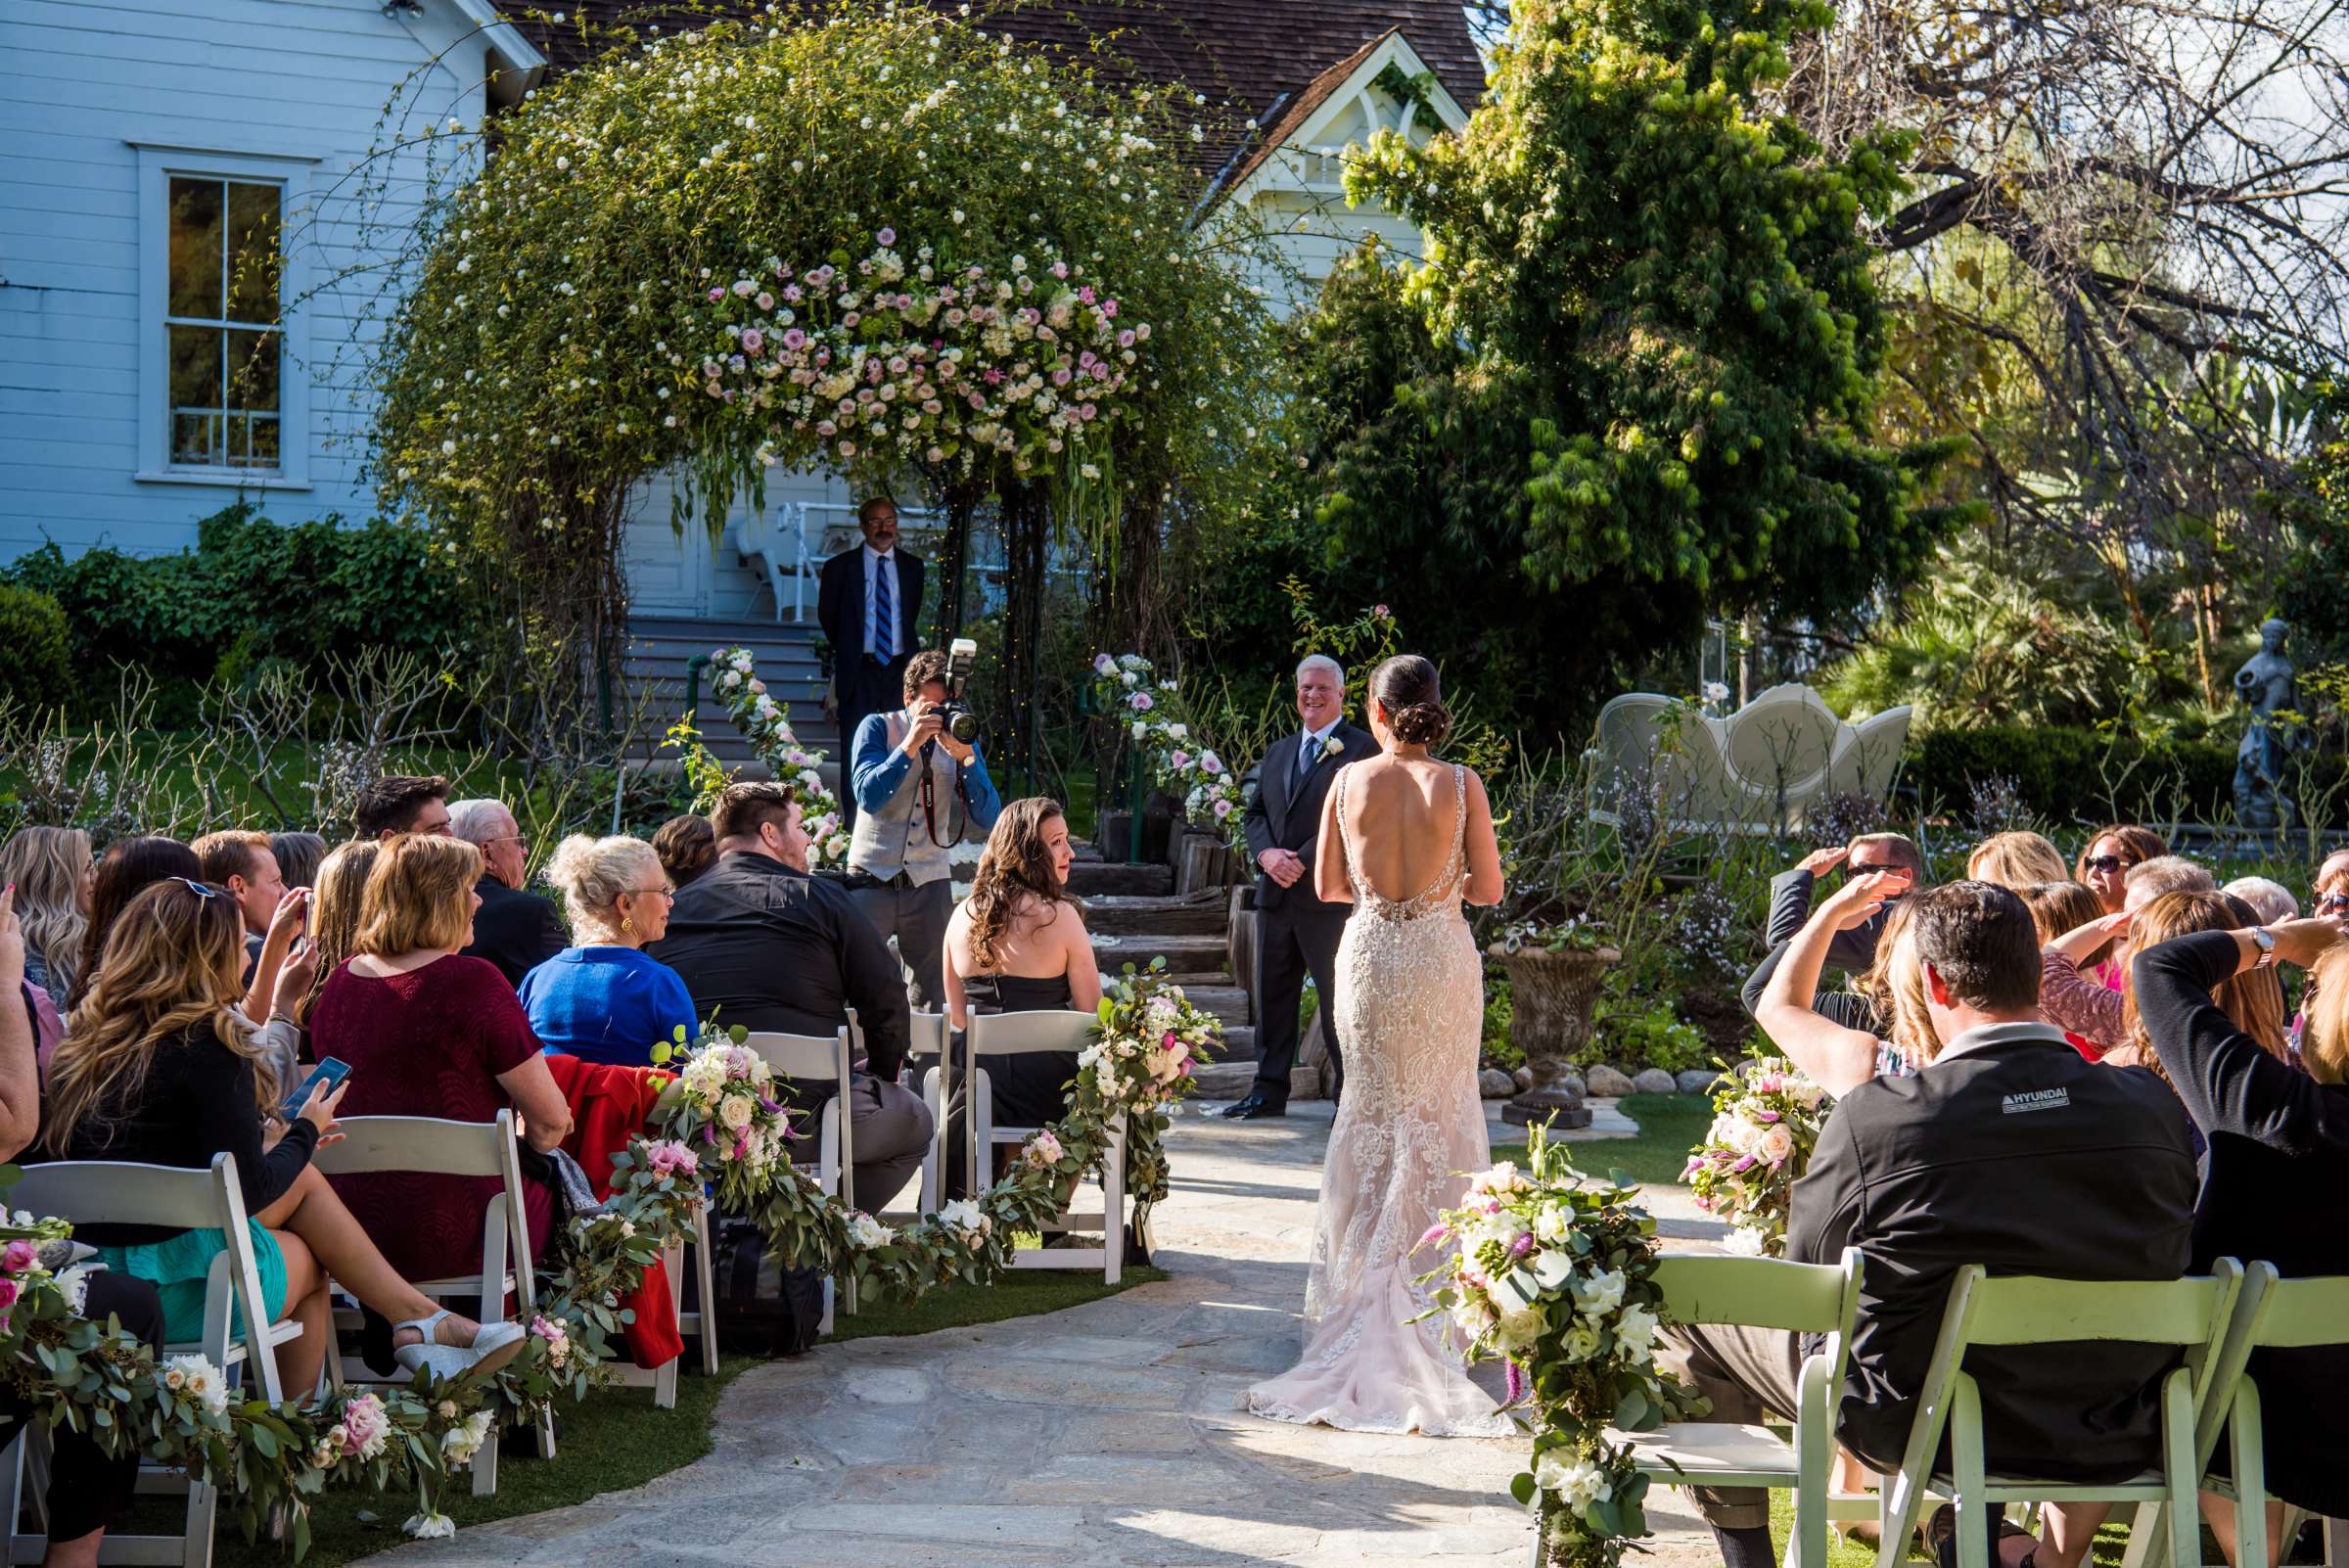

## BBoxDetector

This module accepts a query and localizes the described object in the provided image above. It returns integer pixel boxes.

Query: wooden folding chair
[1875,1261,2246,1568]
[310,1110,558,1486]
[742,1027,855,1330]
[956,1009,1123,1284]
[3,1153,299,1567]
[1610,1249,1864,1568]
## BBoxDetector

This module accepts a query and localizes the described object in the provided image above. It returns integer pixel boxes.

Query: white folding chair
[1875,1261,2246,1568]
[2168,1265,2349,1568]
[1610,1249,1863,1568]
[956,1009,1123,1284]
[742,1027,856,1331]
[2,1153,299,1568]
[676,1199,720,1378]
[309,1111,558,1488]
[911,1010,956,1216]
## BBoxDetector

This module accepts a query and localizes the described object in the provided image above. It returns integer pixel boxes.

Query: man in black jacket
[1226,655,1375,1120]
[644,781,933,1209]
[1737,833,1928,1021]
[1665,880,2196,1568]
[451,798,568,988]
[816,498,926,837]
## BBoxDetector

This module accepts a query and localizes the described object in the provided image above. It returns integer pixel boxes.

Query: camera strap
[916,739,970,850]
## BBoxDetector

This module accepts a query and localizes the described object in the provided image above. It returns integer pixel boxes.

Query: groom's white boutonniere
[1319,734,1345,761]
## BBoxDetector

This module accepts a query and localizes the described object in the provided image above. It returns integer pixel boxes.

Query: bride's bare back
[1315,752,1504,908]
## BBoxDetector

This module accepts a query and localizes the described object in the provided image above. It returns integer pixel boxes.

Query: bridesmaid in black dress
[941,799,1102,1190]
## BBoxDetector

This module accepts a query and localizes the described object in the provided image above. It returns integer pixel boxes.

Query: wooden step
[1174,985,1251,1028]
[1091,931,1227,972]
[1066,861,1174,898]
[1080,891,1228,937]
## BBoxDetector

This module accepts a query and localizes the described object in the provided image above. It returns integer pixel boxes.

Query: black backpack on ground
[704,1216,827,1357]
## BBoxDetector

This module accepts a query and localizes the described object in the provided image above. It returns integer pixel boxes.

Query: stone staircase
[622,614,837,767]
[1060,850,1259,1067]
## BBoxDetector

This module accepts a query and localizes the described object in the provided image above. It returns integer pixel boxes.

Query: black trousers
[6,1272,165,1543]
[1251,897,1348,1107]
[835,655,908,836]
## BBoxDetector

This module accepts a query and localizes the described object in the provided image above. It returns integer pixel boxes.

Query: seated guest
[69,837,200,1008]
[0,825,92,1015]
[2225,876,2298,926]
[1754,869,1939,1093]
[1670,881,2197,1568]
[1965,829,2070,890]
[1758,834,1922,978]
[270,830,329,894]
[2076,823,2168,914]
[522,834,695,1067]
[2023,880,2113,1058]
[2105,892,2287,1081]
[449,798,566,987]
[294,840,380,1032]
[350,774,452,841]
[653,813,717,892]
[646,782,934,1209]
[4,885,168,1567]
[192,829,287,965]
[307,835,573,1284]
[2311,849,2349,917]
[2129,853,2216,901]
[942,800,1102,1176]
[2042,858,2223,1048]
[40,879,527,1396]
[2135,912,2349,1554]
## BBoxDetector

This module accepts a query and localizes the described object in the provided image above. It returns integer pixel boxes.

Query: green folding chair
[2187,1265,2349,1568]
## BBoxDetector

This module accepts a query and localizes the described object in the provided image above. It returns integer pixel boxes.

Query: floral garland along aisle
[1426,1125,1709,1568]
[707,645,851,868]
[0,969,1207,1557]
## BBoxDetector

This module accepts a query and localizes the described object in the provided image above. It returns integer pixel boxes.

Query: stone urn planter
[1488,943,1618,1130]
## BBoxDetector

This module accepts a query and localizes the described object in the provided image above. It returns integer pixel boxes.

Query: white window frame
[132,142,319,491]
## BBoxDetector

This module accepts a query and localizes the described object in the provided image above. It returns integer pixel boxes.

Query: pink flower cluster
[0,1238,37,1314]
[643,1138,701,1177]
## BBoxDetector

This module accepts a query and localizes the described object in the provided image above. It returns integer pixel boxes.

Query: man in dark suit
[450,798,567,988]
[1227,655,1376,1120]
[816,497,925,836]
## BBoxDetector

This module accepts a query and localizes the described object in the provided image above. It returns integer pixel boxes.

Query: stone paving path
[363,1099,1724,1568]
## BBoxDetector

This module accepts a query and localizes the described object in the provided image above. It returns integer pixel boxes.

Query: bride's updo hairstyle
[1370,655,1452,748]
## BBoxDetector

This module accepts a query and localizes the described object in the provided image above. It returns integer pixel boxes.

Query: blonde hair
[190,829,272,888]
[1966,831,2070,891]
[299,840,382,1028]
[2298,946,2349,1085]
[2024,880,2112,967]
[2116,891,2287,1081]
[46,880,264,1155]
[543,834,657,939]
[0,826,91,998]
[1883,923,1943,1063]
[354,835,481,957]
[2316,850,2349,899]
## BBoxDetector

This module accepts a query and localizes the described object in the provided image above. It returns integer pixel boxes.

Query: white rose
[718,1093,757,1130]
[1561,1320,1602,1362]
[1494,1302,1546,1353]
[1574,1268,1627,1314]
[1724,1225,1770,1257]
[1615,1304,1659,1358]
[1533,1203,1572,1245]
[1535,1452,1612,1511]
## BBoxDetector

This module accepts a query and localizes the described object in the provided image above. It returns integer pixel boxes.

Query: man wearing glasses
[451,798,566,988]
[1768,833,1926,973]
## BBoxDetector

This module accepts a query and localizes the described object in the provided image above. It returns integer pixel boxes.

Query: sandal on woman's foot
[392,1309,527,1382]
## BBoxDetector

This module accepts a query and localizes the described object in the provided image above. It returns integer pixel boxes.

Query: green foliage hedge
[0,584,70,710]
[1906,724,2349,825]
[1,506,474,708]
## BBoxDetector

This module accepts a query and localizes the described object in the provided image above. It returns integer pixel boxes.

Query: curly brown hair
[963,798,1071,971]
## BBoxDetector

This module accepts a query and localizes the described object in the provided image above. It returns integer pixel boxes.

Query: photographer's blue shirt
[851,712,1004,823]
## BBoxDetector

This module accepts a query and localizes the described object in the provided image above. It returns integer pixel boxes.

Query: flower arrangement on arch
[1681,1057,1828,1257]
[708,644,851,867]
[1422,1126,1706,1568]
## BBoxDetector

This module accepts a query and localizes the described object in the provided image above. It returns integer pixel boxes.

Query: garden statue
[2234,618,2302,833]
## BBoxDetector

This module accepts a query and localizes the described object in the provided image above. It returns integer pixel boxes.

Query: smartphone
[280,1057,352,1122]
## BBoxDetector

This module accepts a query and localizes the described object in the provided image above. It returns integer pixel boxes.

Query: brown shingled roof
[494,2,1483,175]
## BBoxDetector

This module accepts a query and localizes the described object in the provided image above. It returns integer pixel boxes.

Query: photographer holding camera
[846,646,1003,1008]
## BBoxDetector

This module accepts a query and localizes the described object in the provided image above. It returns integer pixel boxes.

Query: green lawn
[185,1266,1160,1568]
[1491,1090,1718,1188]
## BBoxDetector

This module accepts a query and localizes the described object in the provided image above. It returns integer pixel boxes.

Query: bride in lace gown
[1248,654,1511,1437]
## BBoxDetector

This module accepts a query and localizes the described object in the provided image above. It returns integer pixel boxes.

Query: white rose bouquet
[1421,1126,1705,1568]
[1681,1058,1827,1258]
[654,1021,796,1195]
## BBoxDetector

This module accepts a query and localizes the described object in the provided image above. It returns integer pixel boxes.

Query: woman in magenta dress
[308,835,574,1285]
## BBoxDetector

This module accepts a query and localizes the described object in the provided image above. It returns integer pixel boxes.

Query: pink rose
[877,226,897,246]
[740,329,764,354]
[0,1240,35,1273]
[708,287,725,302]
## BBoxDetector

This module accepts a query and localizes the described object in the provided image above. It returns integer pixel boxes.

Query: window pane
[225,181,280,326]
[225,327,280,417]
[168,177,224,320]
[241,415,282,469]
[172,412,223,467]
[169,323,223,411]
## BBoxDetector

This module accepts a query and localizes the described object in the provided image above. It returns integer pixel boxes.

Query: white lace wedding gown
[1247,763,1510,1437]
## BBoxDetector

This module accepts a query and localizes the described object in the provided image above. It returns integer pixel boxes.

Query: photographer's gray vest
[846,709,962,887]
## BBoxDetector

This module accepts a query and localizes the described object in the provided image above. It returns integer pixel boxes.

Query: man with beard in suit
[1226,655,1376,1121]
[817,497,926,837]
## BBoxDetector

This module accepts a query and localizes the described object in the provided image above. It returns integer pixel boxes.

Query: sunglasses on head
[2083,855,2135,874]
[169,877,222,901]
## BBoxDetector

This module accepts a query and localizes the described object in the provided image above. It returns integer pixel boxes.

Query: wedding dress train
[1246,763,1510,1437]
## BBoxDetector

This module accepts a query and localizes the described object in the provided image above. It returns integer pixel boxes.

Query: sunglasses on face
[2319,892,2349,914]
[2083,855,2136,874]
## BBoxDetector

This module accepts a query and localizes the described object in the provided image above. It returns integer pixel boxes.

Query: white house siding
[0,0,495,564]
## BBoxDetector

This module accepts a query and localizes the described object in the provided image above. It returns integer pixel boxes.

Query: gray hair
[1295,654,1344,689]
[2223,876,2299,925]
[543,833,663,935]
[446,798,515,847]
[2126,854,2217,902]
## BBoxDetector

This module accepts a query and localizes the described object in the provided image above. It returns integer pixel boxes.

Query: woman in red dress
[308,836,574,1286]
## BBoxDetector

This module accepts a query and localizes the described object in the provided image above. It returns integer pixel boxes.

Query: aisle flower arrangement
[1424,1126,1706,1568]
[708,644,851,867]
[1681,1058,1828,1257]
[1085,651,1244,842]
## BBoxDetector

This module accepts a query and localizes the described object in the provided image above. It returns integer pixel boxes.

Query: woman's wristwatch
[2248,926,2279,969]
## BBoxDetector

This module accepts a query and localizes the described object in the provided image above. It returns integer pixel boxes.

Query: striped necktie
[872,553,893,659]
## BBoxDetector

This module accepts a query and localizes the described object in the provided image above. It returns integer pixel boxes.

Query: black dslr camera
[937,636,981,744]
